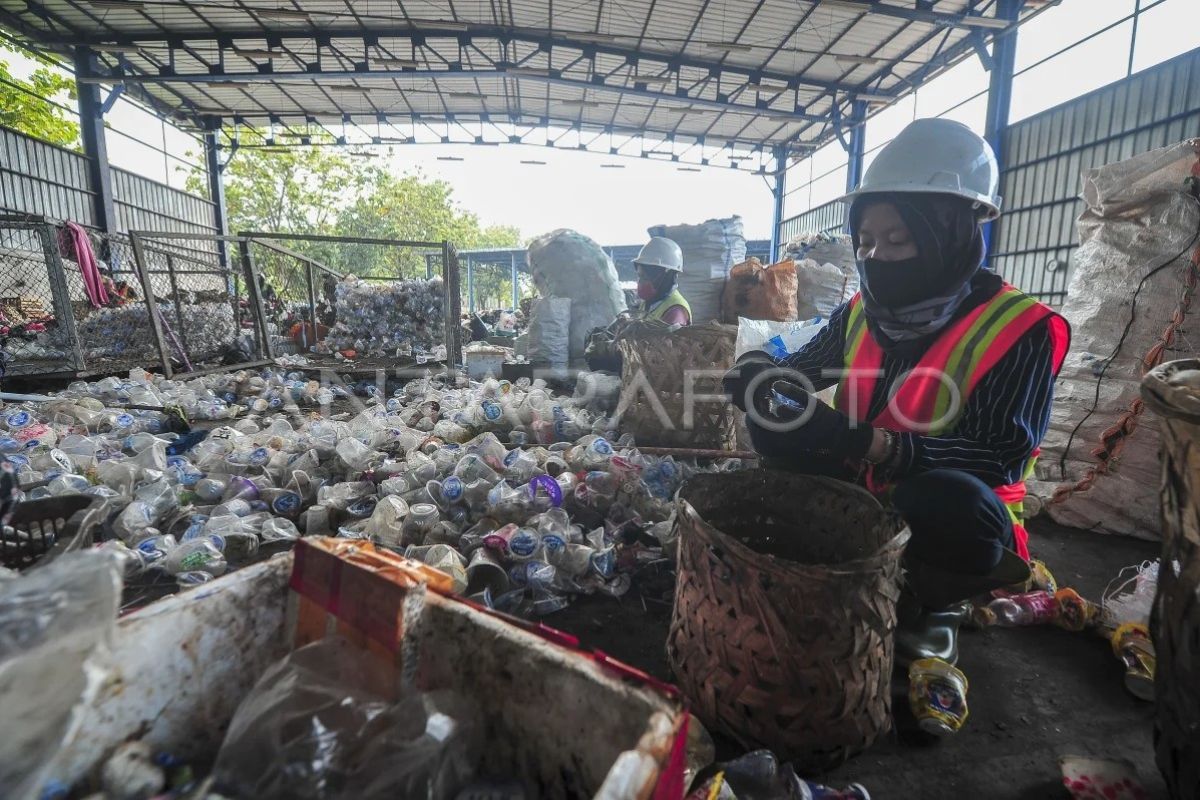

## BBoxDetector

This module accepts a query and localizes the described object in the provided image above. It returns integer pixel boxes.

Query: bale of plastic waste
[526,297,572,368]
[527,230,626,361]
[1031,139,1200,539]
[1140,357,1200,799]
[325,275,445,356]
[794,258,858,320]
[669,470,909,771]
[648,216,746,325]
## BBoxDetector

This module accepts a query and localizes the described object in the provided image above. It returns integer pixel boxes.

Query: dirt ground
[545,517,1165,800]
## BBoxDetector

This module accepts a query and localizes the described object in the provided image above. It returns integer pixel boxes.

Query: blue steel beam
[51,27,853,95]
[844,100,867,193]
[770,144,787,261]
[983,0,1020,263]
[86,67,825,123]
[807,1,1012,29]
[203,122,231,268]
[73,47,117,235]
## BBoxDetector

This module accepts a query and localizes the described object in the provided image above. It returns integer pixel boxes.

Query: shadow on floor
[544,517,1166,800]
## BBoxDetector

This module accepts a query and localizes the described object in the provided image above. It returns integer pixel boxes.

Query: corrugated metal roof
[0,0,1045,165]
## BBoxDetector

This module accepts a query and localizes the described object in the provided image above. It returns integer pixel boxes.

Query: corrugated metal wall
[777,47,1200,306]
[0,125,217,235]
[778,199,847,244]
[993,46,1200,306]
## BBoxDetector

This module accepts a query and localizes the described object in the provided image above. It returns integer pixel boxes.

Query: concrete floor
[546,518,1166,800]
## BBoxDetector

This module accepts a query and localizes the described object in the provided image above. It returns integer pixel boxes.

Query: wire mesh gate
[0,220,461,382]
[0,215,160,379]
[127,231,270,378]
[237,231,462,371]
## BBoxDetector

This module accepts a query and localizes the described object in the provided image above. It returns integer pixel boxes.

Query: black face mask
[860,255,944,308]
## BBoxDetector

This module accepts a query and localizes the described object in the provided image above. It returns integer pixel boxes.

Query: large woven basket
[614,320,738,450]
[668,470,910,771]
[1141,358,1200,799]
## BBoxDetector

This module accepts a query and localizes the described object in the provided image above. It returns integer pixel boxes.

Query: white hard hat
[841,118,1002,220]
[634,237,684,272]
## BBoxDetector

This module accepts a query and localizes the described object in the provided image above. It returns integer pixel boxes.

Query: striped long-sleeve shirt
[778,301,1057,488]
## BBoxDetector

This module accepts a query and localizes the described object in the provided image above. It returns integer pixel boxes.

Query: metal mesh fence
[241,232,461,369]
[0,216,164,378]
[129,232,261,377]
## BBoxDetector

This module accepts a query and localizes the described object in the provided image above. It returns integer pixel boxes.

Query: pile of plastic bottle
[322,275,446,357]
[2,365,738,614]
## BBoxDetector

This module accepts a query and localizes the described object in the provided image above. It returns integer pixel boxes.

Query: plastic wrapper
[648,217,746,325]
[526,297,572,367]
[527,230,627,360]
[212,636,481,800]
[325,275,445,357]
[0,550,122,800]
[735,317,826,360]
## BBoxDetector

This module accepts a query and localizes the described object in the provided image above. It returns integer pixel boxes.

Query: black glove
[723,351,780,412]
[746,379,874,462]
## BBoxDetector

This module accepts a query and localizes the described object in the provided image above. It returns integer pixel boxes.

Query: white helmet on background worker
[840,118,1002,221]
[633,237,684,272]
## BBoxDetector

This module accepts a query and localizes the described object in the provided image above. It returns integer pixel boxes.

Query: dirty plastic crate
[0,495,103,571]
[44,539,688,798]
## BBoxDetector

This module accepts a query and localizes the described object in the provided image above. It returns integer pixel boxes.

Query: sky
[3,0,1197,246]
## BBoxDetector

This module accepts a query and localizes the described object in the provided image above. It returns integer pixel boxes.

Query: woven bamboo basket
[668,470,910,771]
[614,320,738,450]
[1141,358,1200,799]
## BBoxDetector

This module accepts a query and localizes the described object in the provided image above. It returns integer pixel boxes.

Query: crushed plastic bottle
[0,366,748,615]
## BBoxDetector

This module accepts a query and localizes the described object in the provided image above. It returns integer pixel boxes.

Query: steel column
[204,127,231,268]
[73,48,116,235]
[769,145,787,262]
[510,253,519,310]
[466,256,475,314]
[982,0,1021,263]
[845,101,868,195]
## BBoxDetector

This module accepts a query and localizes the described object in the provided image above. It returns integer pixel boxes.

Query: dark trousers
[892,469,1015,575]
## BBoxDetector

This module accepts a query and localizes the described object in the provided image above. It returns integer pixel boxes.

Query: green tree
[0,44,79,148]
[189,144,523,306]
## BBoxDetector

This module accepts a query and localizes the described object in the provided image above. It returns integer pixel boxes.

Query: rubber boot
[893,588,971,669]
[892,551,1030,667]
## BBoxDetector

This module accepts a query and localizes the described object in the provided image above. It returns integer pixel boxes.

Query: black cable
[1058,190,1200,480]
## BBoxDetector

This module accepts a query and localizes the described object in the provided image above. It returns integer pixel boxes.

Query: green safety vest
[643,288,692,322]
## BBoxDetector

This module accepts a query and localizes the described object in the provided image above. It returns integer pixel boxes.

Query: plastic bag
[734,317,826,360]
[527,230,627,360]
[721,257,799,323]
[527,297,572,367]
[649,217,746,324]
[0,550,122,800]
[212,636,481,800]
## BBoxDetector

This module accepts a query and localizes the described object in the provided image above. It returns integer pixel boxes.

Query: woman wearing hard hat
[633,236,691,325]
[724,118,1071,734]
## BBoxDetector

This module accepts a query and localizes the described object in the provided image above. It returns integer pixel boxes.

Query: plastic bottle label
[5,410,31,429]
[442,476,464,501]
[272,492,300,514]
[481,400,502,421]
[509,529,539,557]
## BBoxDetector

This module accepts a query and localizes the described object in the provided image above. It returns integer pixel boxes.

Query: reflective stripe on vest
[644,288,692,322]
[834,283,1070,560]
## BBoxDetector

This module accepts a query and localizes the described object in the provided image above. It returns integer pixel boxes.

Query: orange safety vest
[834,283,1070,560]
